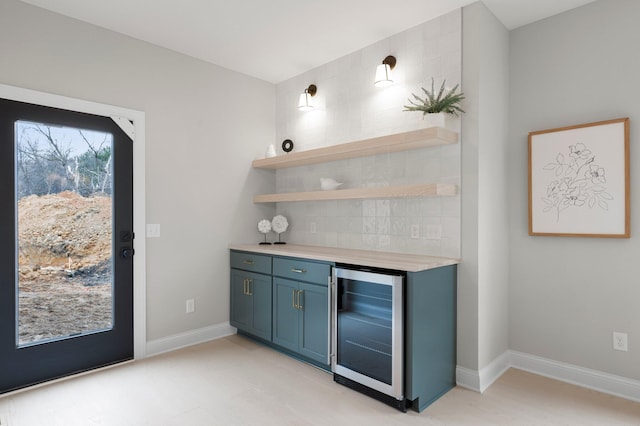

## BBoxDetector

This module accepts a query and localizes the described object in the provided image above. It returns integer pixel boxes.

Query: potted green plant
[403,78,464,127]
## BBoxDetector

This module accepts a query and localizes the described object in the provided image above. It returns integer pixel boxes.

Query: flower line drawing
[541,142,613,221]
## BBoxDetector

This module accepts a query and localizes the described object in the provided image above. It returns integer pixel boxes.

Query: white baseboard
[457,350,640,403]
[456,366,481,391]
[509,350,640,403]
[456,350,510,393]
[479,351,511,392]
[145,322,237,357]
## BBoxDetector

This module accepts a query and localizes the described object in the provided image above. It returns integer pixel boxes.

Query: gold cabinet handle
[243,259,255,265]
[243,278,253,296]
[291,268,306,274]
[291,289,304,309]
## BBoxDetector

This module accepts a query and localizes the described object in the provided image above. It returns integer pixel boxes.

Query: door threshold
[0,358,135,399]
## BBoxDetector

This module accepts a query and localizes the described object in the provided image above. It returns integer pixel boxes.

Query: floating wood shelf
[252,126,458,170]
[253,184,457,204]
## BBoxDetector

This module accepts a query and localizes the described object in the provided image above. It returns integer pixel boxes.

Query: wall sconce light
[298,84,317,111]
[374,55,396,87]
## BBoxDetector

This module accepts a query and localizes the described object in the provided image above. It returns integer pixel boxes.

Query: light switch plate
[410,224,420,239]
[186,299,195,314]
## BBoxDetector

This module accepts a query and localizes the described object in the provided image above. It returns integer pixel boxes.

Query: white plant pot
[422,112,460,131]
[423,112,446,128]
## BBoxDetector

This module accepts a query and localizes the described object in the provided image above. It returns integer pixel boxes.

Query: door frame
[0,83,147,359]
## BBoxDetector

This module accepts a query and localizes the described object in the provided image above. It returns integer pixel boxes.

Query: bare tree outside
[16,120,115,346]
[16,123,112,199]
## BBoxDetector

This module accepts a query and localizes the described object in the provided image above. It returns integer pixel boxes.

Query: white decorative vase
[265,144,277,158]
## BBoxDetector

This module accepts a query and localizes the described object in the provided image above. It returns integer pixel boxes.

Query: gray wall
[0,0,276,342]
[460,2,510,373]
[509,0,640,380]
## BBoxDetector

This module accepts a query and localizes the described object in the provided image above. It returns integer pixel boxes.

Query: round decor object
[282,139,294,153]
[272,215,289,234]
[257,219,272,234]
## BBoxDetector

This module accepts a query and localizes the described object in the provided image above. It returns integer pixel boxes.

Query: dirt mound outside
[17,191,114,344]
[18,191,112,275]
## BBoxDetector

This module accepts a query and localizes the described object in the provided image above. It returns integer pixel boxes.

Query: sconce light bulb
[298,84,317,111]
[298,91,313,111]
[374,63,393,87]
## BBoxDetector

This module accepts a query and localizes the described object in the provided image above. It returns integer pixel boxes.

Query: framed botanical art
[528,117,630,238]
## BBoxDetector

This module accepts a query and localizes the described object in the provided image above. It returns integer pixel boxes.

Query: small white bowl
[320,177,343,191]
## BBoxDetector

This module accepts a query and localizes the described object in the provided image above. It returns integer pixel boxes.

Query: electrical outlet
[146,223,161,238]
[426,224,442,240]
[410,224,420,239]
[310,222,317,234]
[186,299,195,314]
[613,332,628,351]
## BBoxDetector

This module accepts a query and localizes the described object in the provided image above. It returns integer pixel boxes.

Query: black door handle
[120,247,135,259]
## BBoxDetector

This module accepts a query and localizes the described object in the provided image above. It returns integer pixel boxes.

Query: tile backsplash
[273,9,461,258]
[275,144,460,258]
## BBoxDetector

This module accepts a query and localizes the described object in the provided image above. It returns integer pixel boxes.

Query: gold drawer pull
[291,268,306,274]
[243,259,255,265]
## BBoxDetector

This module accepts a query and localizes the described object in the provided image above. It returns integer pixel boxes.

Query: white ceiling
[19,0,596,83]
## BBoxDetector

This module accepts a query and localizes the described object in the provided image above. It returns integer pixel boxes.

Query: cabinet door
[247,272,272,341]
[230,269,272,341]
[272,278,299,352]
[298,282,329,364]
[230,269,252,331]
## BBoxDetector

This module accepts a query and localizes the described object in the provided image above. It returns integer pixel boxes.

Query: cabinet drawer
[273,257,331,285]
[231,251,272,275]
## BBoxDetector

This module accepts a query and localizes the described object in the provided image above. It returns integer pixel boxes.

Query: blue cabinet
[272,257,330,365]
[298,281,329,363]
[272,277,299,351]
[230,252,272,341]
[405,265,457,412]
[229,248,457,410]
[273,278,329,364]
[230,251,331,366]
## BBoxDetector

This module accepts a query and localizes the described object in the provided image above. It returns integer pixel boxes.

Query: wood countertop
[229,244,459,273]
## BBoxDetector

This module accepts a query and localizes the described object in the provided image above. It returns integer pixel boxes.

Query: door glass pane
[15,120,114,347]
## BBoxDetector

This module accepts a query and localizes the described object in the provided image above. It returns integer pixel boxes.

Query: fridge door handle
[327,275,332,365]
[329,272,337,370]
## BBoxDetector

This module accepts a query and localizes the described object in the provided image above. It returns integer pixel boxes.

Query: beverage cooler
[331,265,406,411]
